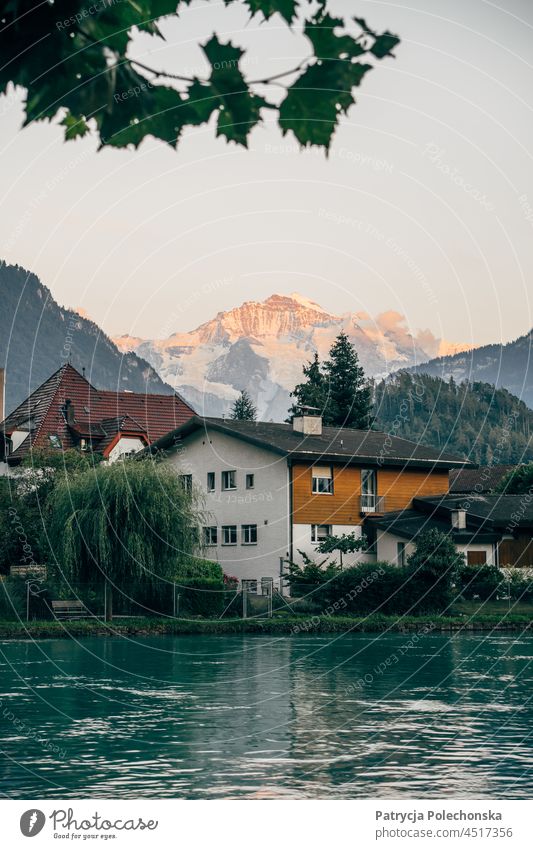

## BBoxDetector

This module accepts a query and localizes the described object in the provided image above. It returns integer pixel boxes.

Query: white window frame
[222,470,237,491]
[222,525,237,545]
[312,464,333,494]
[360,469,377,512]
[204,526,218,546]
[242,524,258,545]
[397,541,406,566]
[179,474,193,493]
[311,524,332,544]
[245,473,255,490]
[207,472,215,491]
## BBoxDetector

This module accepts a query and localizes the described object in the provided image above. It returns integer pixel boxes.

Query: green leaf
[370,31,400,58]
[242,0,299,24]
[195,35,267,146]
[279,60,371,149]
[98,67,187,148]
[305,11,366,61]
[61,111,90,140]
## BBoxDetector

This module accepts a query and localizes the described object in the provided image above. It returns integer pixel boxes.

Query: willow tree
[49,458,204,620]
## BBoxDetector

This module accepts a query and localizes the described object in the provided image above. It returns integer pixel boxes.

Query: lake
[1,632,532,799]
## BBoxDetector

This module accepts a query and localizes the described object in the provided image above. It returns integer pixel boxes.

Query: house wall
[107,437,146,463]
[457,542,496,565]
[376,531,416,564]
[293,523,375,567]
[292,463,449,524]
[376,531,496,566]
[164,428,290,584]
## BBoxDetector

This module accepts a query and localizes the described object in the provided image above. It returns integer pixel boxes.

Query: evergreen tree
[287,353,328,421]
[230,390,257,421]
[496,463,533,494]
[323,332,373,428]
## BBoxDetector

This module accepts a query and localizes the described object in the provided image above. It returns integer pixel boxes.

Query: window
[360,469,377,512]
[48,434,61,449]
[246,473,255,489]
[204,526,218,546]
[397,541,406,567]
[311,524,332,543]
[222,470,237,490]
[242,524,258,545]
[312,464,333,494]
[222,525,237,545]
[207,472,215,491]
[179,474,193,493]
[467,550,487,566]
[80,438,88,452]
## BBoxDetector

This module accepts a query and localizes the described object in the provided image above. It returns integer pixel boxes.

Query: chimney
[451,507,467,530]
[0,367,4,423]
[292,406,322,436]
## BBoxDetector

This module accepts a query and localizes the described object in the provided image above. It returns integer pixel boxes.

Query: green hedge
[310,561,453,616]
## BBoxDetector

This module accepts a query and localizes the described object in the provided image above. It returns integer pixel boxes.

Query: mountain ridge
[407,330,533,408]
[114,292,468,419]
[0,262,174,415]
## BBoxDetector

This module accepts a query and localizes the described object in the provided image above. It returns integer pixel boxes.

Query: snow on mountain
[113,293,467,420]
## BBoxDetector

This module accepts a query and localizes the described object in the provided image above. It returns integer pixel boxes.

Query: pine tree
[323,332,373,428]
[230,390,257,421]
[287,353,328,421]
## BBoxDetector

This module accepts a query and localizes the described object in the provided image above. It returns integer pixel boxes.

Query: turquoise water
[1,633,532,799]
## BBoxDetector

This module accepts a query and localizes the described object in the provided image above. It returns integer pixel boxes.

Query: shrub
[506,570,533,603]
[406,529,465,612]
[455,563,502,600]
[178,578,225,618]
[314,562,403,614]
[0,576,31,620]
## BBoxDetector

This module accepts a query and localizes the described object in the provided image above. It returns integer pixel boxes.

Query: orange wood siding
[292,463,449,525]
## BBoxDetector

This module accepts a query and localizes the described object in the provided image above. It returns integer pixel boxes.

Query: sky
[1,0,533,350]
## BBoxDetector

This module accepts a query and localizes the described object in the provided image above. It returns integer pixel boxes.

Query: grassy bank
[0,610,532,639]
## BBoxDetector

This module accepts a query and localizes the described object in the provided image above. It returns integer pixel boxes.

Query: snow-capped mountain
[113,293,467,420]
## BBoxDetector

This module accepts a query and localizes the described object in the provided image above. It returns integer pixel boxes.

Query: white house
[149,413,469,587]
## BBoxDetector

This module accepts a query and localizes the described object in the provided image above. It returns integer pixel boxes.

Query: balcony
[360,494,386,514]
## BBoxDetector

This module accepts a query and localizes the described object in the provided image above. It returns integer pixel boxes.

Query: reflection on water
[1,633,532,799]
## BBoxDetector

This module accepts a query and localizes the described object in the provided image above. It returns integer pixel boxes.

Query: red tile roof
[1,364,195,461]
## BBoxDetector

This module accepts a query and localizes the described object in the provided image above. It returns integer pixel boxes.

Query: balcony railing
[360,494,386,514]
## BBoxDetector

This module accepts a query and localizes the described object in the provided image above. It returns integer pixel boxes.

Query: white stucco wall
[457,542,496,565]
[107,437,146,463]
[376,531,416,565]
[10,431,29,453]
[376,530,495,566]
[293,523,374,567]
[164,427,290,584]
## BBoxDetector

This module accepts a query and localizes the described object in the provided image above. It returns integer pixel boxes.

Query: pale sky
[1,0,532,349]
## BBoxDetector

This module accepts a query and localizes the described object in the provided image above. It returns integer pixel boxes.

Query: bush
[314,562,404,614]
[506,570,533,603]
[455,564,502,600]
[178,578,225,618]
[0,576,31,620]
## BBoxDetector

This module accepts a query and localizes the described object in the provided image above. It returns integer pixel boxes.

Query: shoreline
[0,613,532,639]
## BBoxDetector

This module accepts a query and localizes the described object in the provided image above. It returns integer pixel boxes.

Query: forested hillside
[374,372,533,464]
[408,330,533,408]
[0,262,173,414]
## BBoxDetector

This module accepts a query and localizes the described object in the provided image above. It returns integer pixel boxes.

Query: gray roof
[449,465,515,494]
[149,416,473,470]
[416,494,533,529]
[366,509,500,544]
[366,492,533,542]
